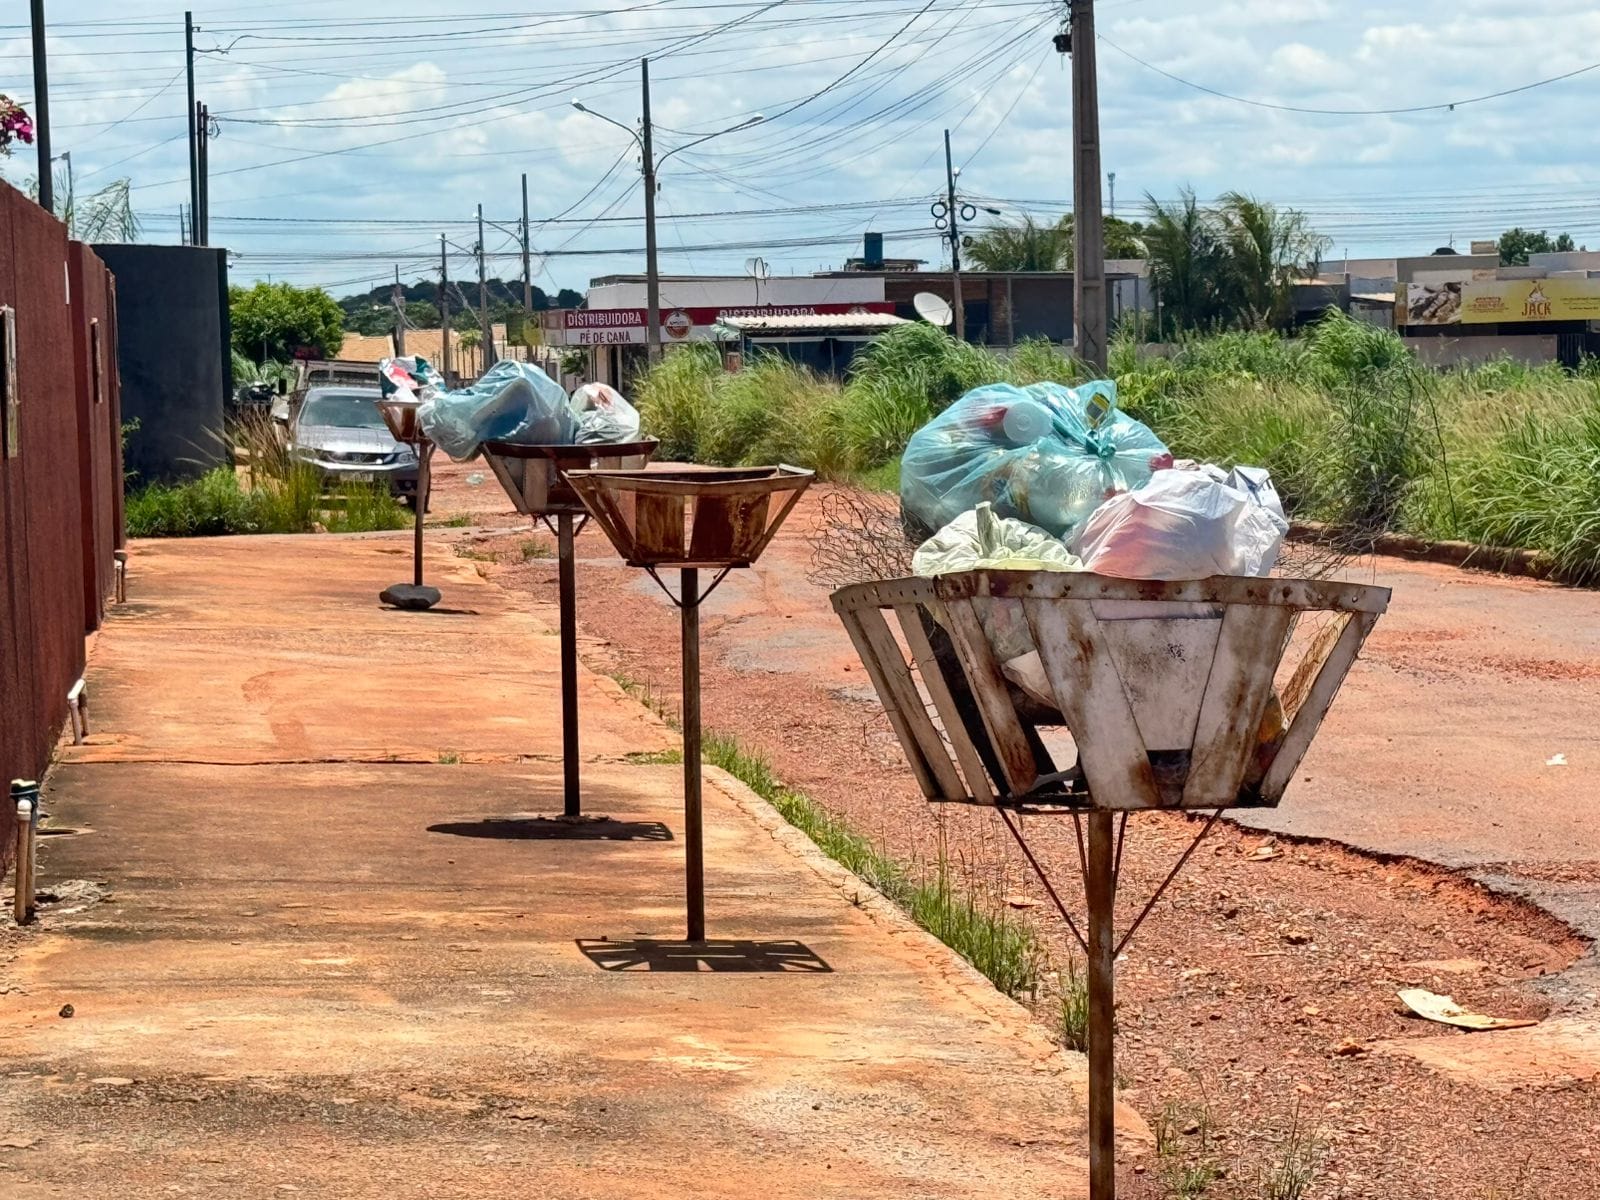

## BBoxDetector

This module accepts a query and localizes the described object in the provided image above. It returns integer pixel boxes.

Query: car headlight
[391,445,416,464]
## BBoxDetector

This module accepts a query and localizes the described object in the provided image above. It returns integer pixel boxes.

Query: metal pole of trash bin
[1086,810,1116,1200]
[557,511,581,819]
[413,446,432,587]
[680,567,704,941]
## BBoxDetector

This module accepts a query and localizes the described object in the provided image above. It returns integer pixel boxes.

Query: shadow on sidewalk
[576,938,833,973]
[428,816,673,841]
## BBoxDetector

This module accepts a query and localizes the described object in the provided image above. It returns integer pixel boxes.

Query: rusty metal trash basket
[568,464,815,941]
[478,439,660,818]
[831,568,1389,1200]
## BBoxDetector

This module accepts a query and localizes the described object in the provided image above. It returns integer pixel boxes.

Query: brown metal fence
[0,182,124,873]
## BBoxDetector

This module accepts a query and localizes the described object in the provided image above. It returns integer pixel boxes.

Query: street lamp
[572,59,763,364]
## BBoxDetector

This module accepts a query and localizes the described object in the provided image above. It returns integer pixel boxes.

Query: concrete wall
[1404,334,1558,368]
[93,243,229,484]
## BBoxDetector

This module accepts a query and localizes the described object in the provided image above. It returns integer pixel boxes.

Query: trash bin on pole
[376,395,439,611]
[569,464,813,941]
[831,569,1389,1200]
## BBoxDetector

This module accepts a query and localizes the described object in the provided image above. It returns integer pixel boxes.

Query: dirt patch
[456,473,1597,1200]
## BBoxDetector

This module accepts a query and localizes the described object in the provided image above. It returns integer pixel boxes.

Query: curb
[1289,521,1559,581]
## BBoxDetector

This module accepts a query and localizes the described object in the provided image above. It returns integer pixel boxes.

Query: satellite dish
[744,256,770,281]
[914,291,953,327]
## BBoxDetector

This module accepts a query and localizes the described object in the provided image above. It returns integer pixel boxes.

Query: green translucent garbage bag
[900,380,1172,542]
[911,502,1084,576]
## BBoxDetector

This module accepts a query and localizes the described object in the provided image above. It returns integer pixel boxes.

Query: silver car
[287,386,420,505]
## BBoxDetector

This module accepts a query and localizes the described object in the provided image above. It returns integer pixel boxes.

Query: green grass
[609,670,1043,998]
[125,466,408,537]
[1056,954,1089,1053]
[634,313,1600,580]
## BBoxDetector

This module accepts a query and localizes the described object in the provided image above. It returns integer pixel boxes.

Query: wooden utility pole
[943,129,965,341]
[1070,0,1107,371]
[185,10,196,244]
[476,204,494,374]
[30,0,52,214]
[641,57,661,364]
[520,172,533,321]
[393,264,406,355]
[195,101,209,246]
[438,234,452,382]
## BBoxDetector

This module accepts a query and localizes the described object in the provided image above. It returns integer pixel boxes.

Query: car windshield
[299,391,387,430]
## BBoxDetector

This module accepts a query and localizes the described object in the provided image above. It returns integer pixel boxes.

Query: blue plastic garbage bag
[420,360,575,461]
[899,379,1171,541]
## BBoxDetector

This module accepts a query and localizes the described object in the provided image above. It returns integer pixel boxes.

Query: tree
[230,281,344,363]
[963,212,1146,271]
[1142,187,1231,334]
[964,214,1072,271]
[1215,191,1329,331]
[1498,227,1577,266]
[343,305,393,336]
[404,300,440,328]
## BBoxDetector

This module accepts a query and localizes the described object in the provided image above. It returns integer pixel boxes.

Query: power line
[1100,35,1600,117]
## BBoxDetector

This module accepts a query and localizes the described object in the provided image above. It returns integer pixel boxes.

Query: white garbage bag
[1072,467,1289,580]
[568,382,642,445]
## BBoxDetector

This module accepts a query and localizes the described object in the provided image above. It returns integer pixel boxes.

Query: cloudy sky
[6,0,1600,299]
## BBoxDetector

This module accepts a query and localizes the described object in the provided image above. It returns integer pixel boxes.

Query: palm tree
[1215,192,1329,331]
[1142,188,1230,334]
[964,214,1072,271]
[21,168,139,241]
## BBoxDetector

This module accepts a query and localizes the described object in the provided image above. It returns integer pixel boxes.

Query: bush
[126,466,407,538]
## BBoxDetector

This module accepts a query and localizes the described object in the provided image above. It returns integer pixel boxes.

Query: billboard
[547,303,895,346]
[1400,277,1600,325]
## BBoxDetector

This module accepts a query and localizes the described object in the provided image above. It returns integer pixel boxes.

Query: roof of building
[336,325,544,366]
[715,312,909,333]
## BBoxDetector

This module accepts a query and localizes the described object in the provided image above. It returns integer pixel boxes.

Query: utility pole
[943,128,965,341]
[1070,0,1107,372]
[392,264,406,355]
[476,203,493,375]
[185,11,197,245]
[178,204,187,245]
[1108,171,1116,220]
[520,172,533,322]
[30,0,53,215]
[641,57,661,364]
[438,234,452,383]
[195,102,209,246]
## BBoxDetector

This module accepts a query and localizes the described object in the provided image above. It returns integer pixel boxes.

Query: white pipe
[68,679,87,743]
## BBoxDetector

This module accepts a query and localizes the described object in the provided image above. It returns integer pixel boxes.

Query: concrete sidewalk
[0,534,1099,1199]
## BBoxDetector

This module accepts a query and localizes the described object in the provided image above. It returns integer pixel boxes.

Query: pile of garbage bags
[377,357,643,460]
[901,380,1173,542]
[904,378,1288,583]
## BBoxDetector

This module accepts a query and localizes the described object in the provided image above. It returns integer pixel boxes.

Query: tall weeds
[632,313,1600,574]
